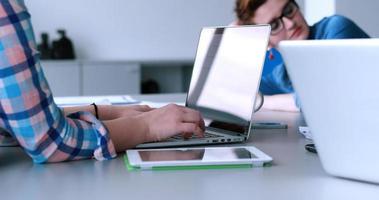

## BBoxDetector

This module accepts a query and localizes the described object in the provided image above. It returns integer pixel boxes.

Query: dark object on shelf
[37,32,52,60]
[142,79,160,94]
[51,29,76,59]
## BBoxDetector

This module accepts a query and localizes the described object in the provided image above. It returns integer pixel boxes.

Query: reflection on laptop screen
[186,26,269,134]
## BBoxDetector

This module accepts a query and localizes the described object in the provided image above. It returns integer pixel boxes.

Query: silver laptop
[137,25,271,148]
[279,39,379,184]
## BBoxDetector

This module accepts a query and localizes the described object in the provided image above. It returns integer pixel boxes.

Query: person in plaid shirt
[0,0,205,163]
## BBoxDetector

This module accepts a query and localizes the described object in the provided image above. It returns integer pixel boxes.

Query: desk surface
[1,94,378,200]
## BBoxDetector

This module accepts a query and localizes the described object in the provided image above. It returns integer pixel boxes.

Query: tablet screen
[138,148,257,162]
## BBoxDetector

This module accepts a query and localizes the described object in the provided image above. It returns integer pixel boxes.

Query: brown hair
[235,0,295,24]
[235,0,267,24]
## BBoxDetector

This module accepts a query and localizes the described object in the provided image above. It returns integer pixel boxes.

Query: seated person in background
[0,0,204,163]
[234,0,370,112]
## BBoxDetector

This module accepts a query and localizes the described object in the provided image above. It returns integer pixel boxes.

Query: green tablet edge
[123,154,271,171]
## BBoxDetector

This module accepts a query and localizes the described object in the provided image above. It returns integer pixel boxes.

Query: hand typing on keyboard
[139,104,205,141]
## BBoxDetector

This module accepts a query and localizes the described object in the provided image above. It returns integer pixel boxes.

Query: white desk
[1,94,378,200]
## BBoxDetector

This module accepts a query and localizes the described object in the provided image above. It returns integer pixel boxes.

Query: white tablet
[126,146,272,170]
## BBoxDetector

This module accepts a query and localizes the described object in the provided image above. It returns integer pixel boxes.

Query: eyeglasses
[269,1,299,35]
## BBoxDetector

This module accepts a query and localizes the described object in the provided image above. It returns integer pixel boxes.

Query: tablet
[126,146,272,170]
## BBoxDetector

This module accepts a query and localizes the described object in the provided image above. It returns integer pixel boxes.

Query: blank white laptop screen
[279,39,379,184]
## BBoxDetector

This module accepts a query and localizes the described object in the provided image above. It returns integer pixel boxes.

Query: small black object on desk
[305,143,317,154]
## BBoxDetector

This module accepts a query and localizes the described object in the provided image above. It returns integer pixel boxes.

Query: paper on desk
[138,101,185,108]
[55,95,139,107]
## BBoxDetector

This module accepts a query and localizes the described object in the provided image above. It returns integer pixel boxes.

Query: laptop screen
[186,25,270,134]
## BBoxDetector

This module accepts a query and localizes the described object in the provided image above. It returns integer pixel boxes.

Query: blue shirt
[260,15,370,96]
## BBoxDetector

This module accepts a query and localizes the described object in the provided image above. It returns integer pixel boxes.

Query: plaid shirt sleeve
[0,0,116,163]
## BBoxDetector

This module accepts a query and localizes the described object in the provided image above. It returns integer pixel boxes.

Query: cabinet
[41,61,81,96]
[82,62,140,95]
[40,60,193,96]
[141,62,193,93]
[41,61,140,96]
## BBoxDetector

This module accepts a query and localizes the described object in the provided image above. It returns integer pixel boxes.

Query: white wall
[336,0,379,37]
[304,0,379,37]
[27,0,377,62]
[296,0,305,13]
[26,0,235,61]
[304,0,335,25]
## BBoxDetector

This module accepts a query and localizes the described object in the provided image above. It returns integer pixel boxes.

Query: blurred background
[26,0,379,97]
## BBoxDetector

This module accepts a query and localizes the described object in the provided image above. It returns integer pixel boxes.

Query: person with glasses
[234,0,370,112]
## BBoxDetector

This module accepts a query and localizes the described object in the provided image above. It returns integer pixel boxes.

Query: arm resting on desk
[63,105,153,121]
[262,94,300,112]
[0,1,116,163]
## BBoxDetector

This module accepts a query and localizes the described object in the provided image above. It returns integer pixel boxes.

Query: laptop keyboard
[142,128,226,144]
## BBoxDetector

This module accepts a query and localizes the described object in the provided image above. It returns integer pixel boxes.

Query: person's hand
[138,104,205,142]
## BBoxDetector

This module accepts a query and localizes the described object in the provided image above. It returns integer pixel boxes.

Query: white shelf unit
[41,60,193,97]
[41,60,141,97]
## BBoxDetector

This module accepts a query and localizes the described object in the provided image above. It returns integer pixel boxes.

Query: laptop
[279,39,379,184]
[137,25,271,148]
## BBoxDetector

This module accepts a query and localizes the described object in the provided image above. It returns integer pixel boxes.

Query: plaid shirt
[0,0,116,163]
